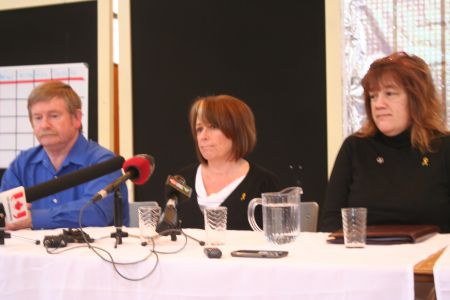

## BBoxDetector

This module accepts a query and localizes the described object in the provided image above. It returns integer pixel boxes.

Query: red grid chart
[0,63,88,169]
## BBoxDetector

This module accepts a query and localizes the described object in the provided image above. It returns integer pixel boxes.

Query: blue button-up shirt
[0,134,129,229]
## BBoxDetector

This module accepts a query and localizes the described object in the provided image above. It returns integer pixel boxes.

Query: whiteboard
[0,63,89,169]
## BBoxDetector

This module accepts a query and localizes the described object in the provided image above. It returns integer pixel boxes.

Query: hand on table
[5,203,32,230]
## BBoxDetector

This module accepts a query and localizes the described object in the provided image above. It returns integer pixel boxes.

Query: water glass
[138,205,161,239]
[341,207,367,248]
[204,207,227,245]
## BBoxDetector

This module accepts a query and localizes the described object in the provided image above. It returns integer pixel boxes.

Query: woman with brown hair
[320,52,450,232]
[175,95,280,230]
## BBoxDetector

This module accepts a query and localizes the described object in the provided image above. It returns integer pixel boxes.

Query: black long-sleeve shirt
[175,162,280,230]
[320,130,450,233]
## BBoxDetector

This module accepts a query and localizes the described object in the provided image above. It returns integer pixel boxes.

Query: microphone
[154,176,204,245]
[25,156,125,202]
[0,203,39,245]
[166,175,192,198]
[0,186,28,224]
[156,175,191,235]
[123,154,155,185]
[91,154,155,202]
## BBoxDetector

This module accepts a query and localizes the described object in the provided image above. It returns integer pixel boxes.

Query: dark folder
[327,224,440,245]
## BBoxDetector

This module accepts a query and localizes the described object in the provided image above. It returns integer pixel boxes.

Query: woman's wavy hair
[189,95,256,164]
[357,51,448,153]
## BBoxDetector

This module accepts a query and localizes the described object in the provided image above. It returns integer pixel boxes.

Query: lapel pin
[376,156,384,164]
[241,192,247,201]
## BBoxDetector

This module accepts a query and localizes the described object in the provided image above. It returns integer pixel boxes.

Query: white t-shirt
[195,165,245,212]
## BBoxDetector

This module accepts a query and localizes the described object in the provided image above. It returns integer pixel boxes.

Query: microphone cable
[2,232,41,245]
[44,196,206,281]
[76,200,160,281]
[151,227,205,248]
[11,234,41,245]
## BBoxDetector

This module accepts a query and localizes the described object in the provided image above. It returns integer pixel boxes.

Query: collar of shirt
[29,134,88,176]
[195,165,246,211]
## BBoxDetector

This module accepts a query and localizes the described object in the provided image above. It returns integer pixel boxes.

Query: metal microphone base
[0,230,11,245]
[109,188,128,248]
[0,230,41,246]
[156,219,182,241]
[110,228,129,246]
[0,204,40,246]
[156,219,205,246]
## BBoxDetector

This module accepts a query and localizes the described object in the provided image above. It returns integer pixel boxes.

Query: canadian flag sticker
[0,186,28,223]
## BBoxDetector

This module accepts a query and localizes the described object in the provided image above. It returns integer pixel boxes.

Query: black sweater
[320,130,450,233]
[176,162,280,230]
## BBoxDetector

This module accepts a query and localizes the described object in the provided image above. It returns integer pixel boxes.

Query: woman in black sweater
[320,52,450,233]
[174,95,279,230]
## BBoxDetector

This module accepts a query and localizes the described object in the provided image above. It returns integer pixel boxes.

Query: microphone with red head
[122,154,155,185]
[24,156,125,203]
[91,154,155,202]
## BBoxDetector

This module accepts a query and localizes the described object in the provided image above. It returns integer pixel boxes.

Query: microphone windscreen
[25,156,125,202]
[164,175,192,205]
[122,154,155,185]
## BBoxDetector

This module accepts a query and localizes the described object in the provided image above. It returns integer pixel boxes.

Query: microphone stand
[0,204,11,245]
[168,220,181,242]
[0,228,11,245]
[110,188,128,247]
[156,202,181,242]
[0,203,40,245]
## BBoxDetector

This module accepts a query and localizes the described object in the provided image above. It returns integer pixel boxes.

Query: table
[433,246,450,299]
[1,227,449,300]
[415,247,446,281]
[414,247,446,300]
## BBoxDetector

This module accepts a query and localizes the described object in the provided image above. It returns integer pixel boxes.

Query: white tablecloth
[1,227,450,300]
[434,245,450,300]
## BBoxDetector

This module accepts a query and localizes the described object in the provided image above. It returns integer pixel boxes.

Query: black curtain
[131,0,327,207]
[0,2,98,180]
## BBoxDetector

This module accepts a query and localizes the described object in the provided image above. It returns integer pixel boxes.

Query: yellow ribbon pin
[241,193,247,201]
[421,157,429,167]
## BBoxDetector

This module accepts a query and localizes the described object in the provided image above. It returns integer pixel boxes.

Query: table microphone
[0,204,39,245]
[92,154,155,202]
[156,175,191,235]
[156,175,204,245]
[26,156,125,203]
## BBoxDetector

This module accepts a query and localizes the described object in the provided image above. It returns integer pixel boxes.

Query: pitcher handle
[279,186,303,196]
[247,197,263,232]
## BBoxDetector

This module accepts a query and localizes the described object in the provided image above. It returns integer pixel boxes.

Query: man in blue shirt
[0,81,129,230]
